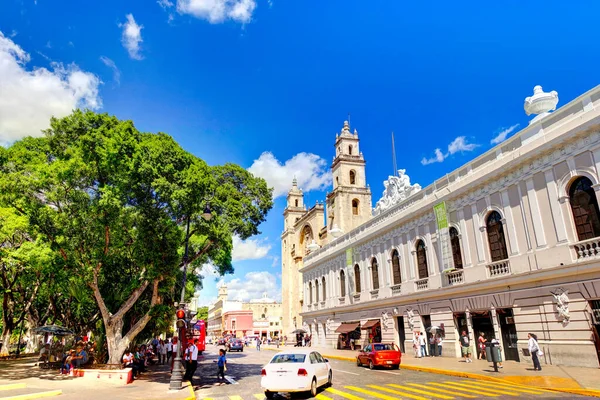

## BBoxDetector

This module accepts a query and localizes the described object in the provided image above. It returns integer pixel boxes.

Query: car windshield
[373,344,394,351]
[270,354,306,363]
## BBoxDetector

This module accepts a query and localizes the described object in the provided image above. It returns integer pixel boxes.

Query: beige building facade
[293,85,600,368]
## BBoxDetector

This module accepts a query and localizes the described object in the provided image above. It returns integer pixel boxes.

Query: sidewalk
[263,344,600,397]
[0,356,195,400]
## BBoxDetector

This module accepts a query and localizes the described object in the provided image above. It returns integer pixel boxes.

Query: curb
[184,382,196,400]
[264,348,600,398]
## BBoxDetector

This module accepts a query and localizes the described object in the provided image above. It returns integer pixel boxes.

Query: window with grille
[391,250,401,284]
[449,227,463,269]
[371,258,379,290]
[340,270,346,297]
[569,177,600,241]
[416,240,428,279]
[486,211,508,262]
[354,264,361,293]
[322,277,326,300]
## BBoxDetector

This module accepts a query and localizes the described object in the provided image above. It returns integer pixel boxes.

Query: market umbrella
[426,326,442,333]
[290,329,307,335]
[33,325,74,336]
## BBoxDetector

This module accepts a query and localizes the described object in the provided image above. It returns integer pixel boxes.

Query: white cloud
[421,136,478,165]
[270,256,279,268]
[226,271,281,302]
[120,14,143,60]
[0,32,101,146]
[232,235,271,261]
[99,56,120,86]
[177,0,256,24]
[158,0,174,9]
[491,124,520,145]
[248,151,332,198]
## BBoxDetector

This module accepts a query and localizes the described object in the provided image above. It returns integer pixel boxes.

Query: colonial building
[293,85,600,368]
[281,121,372,335]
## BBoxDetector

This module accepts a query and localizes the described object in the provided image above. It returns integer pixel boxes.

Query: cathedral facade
[285,85,600,368]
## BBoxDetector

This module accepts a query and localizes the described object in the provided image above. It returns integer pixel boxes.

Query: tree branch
[183,239,213,267]
[111,279,151,322]
[124,278,162,342]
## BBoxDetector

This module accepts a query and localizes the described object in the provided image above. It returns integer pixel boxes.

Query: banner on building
[346,248,353,267]
[433,202,454,271]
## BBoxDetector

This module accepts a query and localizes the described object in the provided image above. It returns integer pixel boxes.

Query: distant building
[289,85,600,368]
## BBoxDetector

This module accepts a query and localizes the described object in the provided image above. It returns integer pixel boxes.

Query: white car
[261,349,332,398]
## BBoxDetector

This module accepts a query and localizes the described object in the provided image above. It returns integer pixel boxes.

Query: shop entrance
[471,311,494,359]
[497,308,520,361]
[590,300,600,366]
[421,315,432,356]
[397,316,406,353]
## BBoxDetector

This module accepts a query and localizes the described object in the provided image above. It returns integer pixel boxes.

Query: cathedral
[281,121,372,335]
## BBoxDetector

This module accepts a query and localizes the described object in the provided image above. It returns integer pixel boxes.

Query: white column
[471,204,486,263]
[379,244,390,287]
[526,177,547,248]
[516,182,533,251]
[425,224,437,276]
[457,208,472,267]
[500,189,519,255]
[544,169,569,244]
[406,233,416,280]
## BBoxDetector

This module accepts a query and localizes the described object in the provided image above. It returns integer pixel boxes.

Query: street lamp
[170,202,214,391]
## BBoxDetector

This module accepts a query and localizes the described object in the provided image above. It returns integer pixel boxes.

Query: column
[516,182,533,251]
[526,178,547,248]
[500,189,519,255]
[404,233,415,280]
[544,169,568,244]
[471,204,486,263]
[425,224,437,276]
[457,208,472,266]
[379,243,390,287]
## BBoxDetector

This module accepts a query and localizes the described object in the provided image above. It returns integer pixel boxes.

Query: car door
[315,352,329,384]
[309,352,325,385]
[362,344,372,364]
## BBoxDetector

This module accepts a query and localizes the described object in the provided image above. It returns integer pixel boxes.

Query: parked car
[356,343,401,369]
[216,338,227,346]
[228,339,244,352]
[261,349,332,399]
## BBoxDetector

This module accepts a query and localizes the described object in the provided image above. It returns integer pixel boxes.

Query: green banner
[346,248,353,267]
[434,202,448,229]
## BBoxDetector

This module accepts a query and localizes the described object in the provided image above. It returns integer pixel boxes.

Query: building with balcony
[295,85,600,368]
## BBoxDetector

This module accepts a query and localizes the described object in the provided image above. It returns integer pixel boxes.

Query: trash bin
[485,341,502,371]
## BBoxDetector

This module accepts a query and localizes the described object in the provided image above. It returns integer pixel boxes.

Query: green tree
[196,306,209,322]
[0,110,272,364]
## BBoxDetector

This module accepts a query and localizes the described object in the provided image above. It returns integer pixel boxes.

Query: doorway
[497,308,520,361]
[590,300,600,366]
[471,311,494,359]
[421,315,432,356]
[397,316,406,353]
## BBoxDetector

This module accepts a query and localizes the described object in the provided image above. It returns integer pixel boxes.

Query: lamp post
[170,202,213,391]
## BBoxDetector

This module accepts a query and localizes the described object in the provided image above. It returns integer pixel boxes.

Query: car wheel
[264,391,275,399]
[393,364,400,370]
[310,378,318,397]
[356,357,362,367]
[369,360,375,370]
[327,371,333,387]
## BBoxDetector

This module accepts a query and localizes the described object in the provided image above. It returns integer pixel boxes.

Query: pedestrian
[460,331,472,362]
[528,333,543,371]
[478,332,486,360]
[170,337,178,373]
[166,338,173,363]
[412,333,420,358]
[436,334,443,357]
[418,332,427,357]
[159,339,167,365]
[491,337,503,368]
[183,340,199,386]
[256,338,261,351]
[217,348,227,383]
[428,334,436,357]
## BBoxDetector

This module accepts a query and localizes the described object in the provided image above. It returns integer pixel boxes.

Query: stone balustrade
[572,237,600,260]
[415,278,429,291]
[445,269,465,286]
[486,259,511,277]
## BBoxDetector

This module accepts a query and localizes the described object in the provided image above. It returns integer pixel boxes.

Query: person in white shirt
[418,332,427,357]
[183,340,199,385]
[528,333,542,371]
[436,334,443,356]
[166,339,173,363]
[170,337,178,373]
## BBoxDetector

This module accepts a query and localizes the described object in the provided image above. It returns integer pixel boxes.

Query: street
[192,346,585,400]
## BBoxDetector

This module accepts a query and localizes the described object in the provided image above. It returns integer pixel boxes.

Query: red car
[356,343,401,369]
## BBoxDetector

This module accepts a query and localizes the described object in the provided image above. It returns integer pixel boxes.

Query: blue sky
[1,1,599,306]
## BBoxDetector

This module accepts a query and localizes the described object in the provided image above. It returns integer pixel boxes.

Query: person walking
[428,334,436,357]
[436,334,443,357]
[460,331,472,362]
[256,338,261,351]
[170,337,178,373]
[217,348,227,384]
[413,333,420,358]
[418,332,427,358]
[478,332,486,360]
[166,339,173,363]
[491,337,503,368]
[159,339,167,365]
[183,340,199,386]
[528,333,542,371]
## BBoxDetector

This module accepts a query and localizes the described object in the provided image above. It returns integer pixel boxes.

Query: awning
[361,319,381,329]
[335,322,360,333]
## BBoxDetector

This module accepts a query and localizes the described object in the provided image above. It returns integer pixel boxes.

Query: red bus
[183,320,206,355]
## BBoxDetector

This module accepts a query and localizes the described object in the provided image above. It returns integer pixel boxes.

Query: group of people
[38,340,91,375]
[412,332,443,357]
[294,333,312,347]
[122,336,179,379]
[459,330,503,367]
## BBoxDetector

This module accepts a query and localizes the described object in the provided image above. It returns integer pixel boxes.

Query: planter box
[72,368,133,385]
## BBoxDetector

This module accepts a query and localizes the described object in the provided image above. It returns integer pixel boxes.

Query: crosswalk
[198,379,556,400]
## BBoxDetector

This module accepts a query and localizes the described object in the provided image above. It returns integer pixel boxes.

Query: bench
[71,367,133,385]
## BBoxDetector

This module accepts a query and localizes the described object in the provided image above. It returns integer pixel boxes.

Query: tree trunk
[105,319,130,366]
[1,328,12,356]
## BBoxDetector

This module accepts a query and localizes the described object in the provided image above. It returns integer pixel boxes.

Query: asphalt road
[192,345,588,400]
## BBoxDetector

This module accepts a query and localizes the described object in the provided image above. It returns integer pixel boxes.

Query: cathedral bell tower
[326,121,372,236]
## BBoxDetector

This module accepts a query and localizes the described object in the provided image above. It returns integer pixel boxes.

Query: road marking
[254,395,264,399]
[428,382,499,397]
[345,386,401,400]
[315,394,334,400]
[407,383,477,398]
[228,396,243,400]
[471,380,553,393]
[366,384,428,400]
[464,380,545,395]
[369,369,402,375]
[333,369,360,375]
[387,383,454,399]
[325,387,365,400]
[225,375,239,384]
[442,381,520,397]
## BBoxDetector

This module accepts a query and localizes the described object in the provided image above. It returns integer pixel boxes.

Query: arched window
[569,176,600,240]
[416,240,428,279]
[449,227,463,269]
[391,249,401,284]
[336,176,339,186]
[340,270,346,297]
[308,282,313,304]
[349,170,356,185]
[352,199,359,215]
[294,199,298,207]
[322,276,326,300]
[371,258,379,290]
[354,264,361,293]
[348,145,353,155]
[486,211,508,262]
[315,279,319,303]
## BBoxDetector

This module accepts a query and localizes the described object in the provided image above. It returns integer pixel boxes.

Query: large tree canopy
[0,110,273,363]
